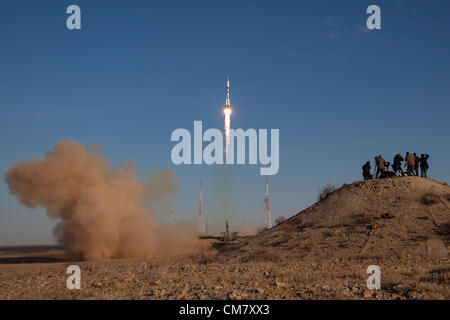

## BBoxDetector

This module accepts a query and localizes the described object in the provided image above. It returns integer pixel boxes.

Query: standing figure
[405,152,415,176]
[374,156,379,178]
[376,155,386,178]
[420,154,430,178]
[362,161,372,180]
[413,153,420,176]
[392,154,404,176]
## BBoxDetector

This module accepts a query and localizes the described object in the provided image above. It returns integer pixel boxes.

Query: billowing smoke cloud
[4,140,197,261]
[142,169,180,222]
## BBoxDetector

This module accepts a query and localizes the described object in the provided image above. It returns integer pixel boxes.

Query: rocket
[225,77,231,111]
[224,77,232,153]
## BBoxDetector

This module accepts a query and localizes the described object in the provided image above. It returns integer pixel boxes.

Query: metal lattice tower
[198,180,204,233]
[264,176,272,229]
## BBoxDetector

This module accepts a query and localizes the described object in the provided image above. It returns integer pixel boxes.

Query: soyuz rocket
[225,77,231,112]
[224,77,232,152]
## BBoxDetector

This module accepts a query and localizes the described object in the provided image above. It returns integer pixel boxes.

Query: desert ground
[0,177,448,300]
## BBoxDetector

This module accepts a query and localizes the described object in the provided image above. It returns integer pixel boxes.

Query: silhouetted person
[375,155,386,178]
[405,152,415,176]
[362,161,372,180]
[374,156,379,178]
[379,161,397,179]
[392,154,404,176]
[413,153,419,176]
[420,154,430,178]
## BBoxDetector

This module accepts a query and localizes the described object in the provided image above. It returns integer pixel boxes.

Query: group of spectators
[362,153,430,180]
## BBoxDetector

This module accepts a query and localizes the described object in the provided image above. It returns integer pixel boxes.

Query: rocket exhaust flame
[224,77,232,154]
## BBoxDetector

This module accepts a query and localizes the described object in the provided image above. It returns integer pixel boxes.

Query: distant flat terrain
[0,245,63,254]
[0,246,65,265]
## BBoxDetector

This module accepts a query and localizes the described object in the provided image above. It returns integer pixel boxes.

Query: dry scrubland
[0,177,448,300]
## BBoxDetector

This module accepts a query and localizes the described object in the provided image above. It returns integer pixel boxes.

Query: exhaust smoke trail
[224,108,232,152]
[207,77,236,233]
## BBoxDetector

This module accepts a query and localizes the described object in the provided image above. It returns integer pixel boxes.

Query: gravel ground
[0,251,448,300]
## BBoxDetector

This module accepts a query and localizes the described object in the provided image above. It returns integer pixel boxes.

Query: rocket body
[225,77,231,110]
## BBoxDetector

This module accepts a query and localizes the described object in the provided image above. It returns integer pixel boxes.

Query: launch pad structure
[264,176,272,229]
[198,180,205,234]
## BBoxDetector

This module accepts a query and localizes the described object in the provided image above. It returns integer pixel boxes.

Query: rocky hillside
[220,177,450,262]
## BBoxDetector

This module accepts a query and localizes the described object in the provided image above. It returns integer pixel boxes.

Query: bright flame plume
[224,108,232,153]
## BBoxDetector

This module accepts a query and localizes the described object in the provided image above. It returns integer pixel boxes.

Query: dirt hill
[220,177,450,263]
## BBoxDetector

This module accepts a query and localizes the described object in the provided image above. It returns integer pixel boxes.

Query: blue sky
[1,0,449,244]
